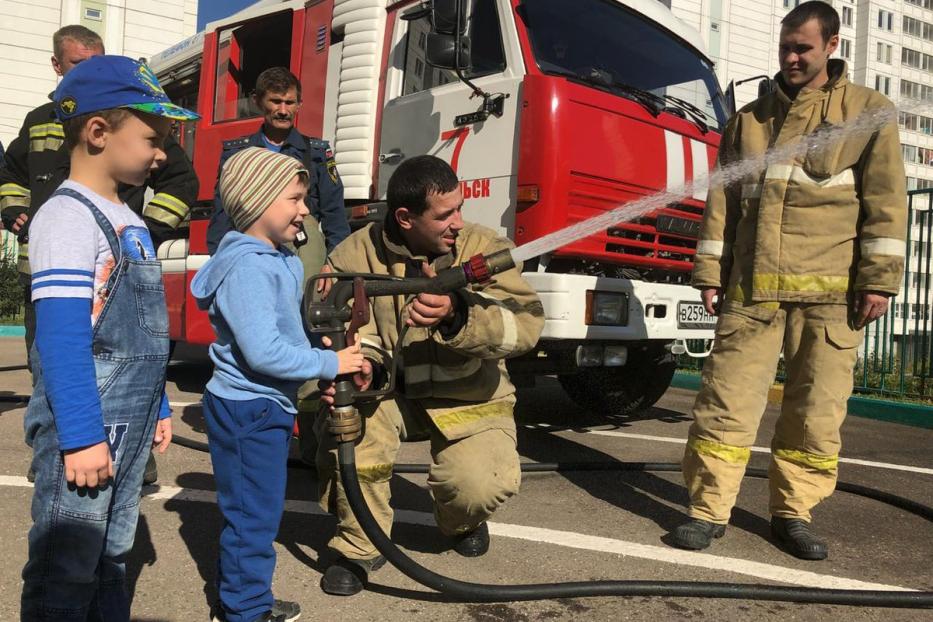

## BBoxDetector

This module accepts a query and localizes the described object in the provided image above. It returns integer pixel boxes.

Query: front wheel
[558,343,676,419]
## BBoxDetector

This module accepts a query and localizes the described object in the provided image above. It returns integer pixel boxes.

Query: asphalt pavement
[0,337,931,621]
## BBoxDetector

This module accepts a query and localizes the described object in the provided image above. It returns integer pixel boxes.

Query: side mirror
[425,32,471,70]
[757,78,776,98]
[724,81,736,117]
[432,0,468,35]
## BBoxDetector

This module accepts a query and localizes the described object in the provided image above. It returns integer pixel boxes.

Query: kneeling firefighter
[670,2,908,558]
[314,155,545,596]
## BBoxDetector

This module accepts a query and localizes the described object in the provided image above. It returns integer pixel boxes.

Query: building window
[842,6,853,27]
[902,78,933,102]
[906,0,933,10]
[840,38,851,59]
[878,42,893,63]
[878,9,893,31]
[875,74,891,95]
[783,0,800,7]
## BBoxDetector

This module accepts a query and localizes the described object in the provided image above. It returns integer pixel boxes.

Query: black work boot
[669,518,726,550]
[771,517,828,560]
[320,555,386,596]
[212,599,300,622]
[143,451,158,485]
[452,522,490,557]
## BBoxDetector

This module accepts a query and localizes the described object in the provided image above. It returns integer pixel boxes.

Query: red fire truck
[149,0,727,417]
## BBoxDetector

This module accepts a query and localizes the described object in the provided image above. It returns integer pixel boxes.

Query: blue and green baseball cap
[54,55,199,122]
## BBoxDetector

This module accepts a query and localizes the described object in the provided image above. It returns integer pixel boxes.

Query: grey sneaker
[211,599,300,622]
[670,518,726,550]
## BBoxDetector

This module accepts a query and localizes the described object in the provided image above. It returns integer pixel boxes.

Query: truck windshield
[521,0,727,129]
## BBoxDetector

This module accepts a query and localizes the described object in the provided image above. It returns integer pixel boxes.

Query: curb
[0,326,25,337]
[672,372,933,430]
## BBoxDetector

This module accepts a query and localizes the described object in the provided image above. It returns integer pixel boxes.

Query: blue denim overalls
[21,187,169,621]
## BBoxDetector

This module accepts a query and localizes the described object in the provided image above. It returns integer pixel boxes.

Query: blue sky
[198,0,256,30]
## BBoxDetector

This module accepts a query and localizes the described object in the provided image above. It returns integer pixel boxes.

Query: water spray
[510,104,900,262]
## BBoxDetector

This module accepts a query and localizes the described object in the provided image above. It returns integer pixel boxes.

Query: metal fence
[678,188,933,402]
[0,230,17,264]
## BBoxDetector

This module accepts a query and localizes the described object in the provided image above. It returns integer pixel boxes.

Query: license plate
[677,302,716,330]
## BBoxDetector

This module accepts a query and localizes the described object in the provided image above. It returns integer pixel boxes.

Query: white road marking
[0,476,915,592]
[578,429,933,476]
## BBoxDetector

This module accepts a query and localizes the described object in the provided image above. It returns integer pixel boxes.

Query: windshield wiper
[543,67,663,116]
[659,94,715,133]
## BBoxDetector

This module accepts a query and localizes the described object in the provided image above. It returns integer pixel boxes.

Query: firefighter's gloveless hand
[12,213,28,234]
[406,262,456,328]
[701,287,723,316]
[854,291,891,329]
[315,264,334,298]
[63,441,113,489]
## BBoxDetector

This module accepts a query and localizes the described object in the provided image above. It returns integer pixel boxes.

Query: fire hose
[5,249,932,607]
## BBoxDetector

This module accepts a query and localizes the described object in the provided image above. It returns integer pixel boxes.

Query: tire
[558,343,677,418]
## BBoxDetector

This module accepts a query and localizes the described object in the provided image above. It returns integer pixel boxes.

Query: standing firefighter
[315,155,544,596]
[669,1,907,560]
[0,25,198,369]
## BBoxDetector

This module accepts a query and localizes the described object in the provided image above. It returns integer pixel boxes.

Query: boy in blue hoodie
[191,147,363,622]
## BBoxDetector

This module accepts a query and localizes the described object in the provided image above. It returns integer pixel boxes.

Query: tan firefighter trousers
[315,394,521,561]
[683,302,863,524]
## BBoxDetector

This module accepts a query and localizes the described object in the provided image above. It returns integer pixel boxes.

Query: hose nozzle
[462,249,516,285]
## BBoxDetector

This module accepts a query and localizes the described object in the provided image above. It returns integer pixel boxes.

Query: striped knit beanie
[219,147,309,232]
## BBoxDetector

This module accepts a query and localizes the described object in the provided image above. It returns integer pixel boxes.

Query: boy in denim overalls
[21,55,198,621]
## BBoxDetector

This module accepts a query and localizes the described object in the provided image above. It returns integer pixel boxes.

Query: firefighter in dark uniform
[206,66,350,263]
[0,25,198,484]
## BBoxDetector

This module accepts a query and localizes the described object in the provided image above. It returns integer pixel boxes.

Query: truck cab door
[375,0,524,237]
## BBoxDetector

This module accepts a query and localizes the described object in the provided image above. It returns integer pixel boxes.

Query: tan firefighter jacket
[326,221,545,440]
[693,60,907,305]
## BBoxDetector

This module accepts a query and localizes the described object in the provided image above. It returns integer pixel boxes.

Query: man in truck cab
[0,25,199,486]
[206,66,350,280]
[314,155,545,596]
[669,1,906,560]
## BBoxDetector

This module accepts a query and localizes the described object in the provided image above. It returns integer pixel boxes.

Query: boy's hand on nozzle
[153,418,173,454]
[63,441,113,489]
[336,340,364,375]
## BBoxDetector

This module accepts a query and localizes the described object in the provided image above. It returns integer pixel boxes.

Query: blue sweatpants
[203,391,294,622]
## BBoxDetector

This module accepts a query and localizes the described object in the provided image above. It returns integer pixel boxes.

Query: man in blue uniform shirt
[207,67,349,273]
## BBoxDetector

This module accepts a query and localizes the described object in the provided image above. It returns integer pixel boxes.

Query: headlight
[586,291,629,326]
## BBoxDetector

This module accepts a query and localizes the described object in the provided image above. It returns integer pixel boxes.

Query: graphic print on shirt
[93,225,157,321]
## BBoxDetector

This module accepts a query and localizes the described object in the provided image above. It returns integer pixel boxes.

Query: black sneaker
[771,517,828,561]
[211,600,300,622]
[26,465,35,483]
[452,522,490,557]
[320,555,386,596]
[143,451,158,485]
[669,518,726,550]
